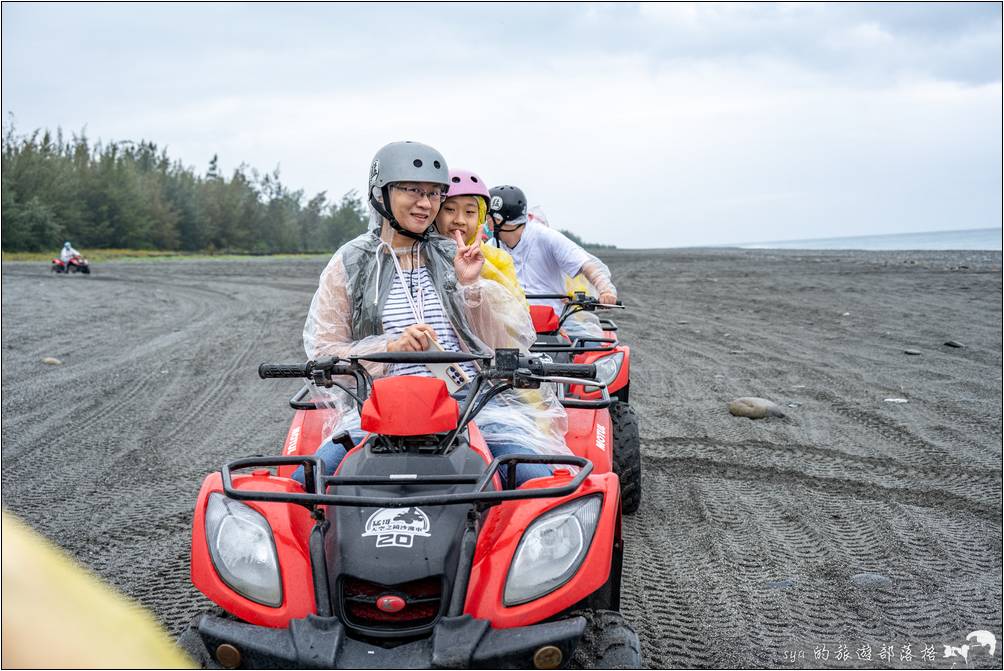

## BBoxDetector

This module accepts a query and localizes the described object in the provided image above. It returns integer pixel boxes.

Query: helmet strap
[372,185,428,242]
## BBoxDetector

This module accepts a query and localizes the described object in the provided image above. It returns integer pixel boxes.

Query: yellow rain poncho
[469,196,526,308]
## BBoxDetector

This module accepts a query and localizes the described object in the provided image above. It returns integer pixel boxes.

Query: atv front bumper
[188,612,587,669]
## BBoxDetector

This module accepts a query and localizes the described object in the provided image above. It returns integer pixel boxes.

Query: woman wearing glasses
[295,141,568,487]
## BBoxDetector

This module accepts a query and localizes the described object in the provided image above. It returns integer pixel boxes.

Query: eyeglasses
[391,184,449,203]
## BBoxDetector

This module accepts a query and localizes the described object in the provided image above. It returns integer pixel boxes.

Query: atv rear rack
[221,453,593,511]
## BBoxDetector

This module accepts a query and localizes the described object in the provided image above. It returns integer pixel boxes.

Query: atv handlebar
[526,361,596,379]
[353,351,488,364]
[258,363,312,378]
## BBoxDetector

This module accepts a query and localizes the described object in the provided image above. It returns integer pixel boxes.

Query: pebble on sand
[944,340,965,348]
[728,397,786,419]
[850,572,892,589]
[903,349,922,355]
[41,357,63,365]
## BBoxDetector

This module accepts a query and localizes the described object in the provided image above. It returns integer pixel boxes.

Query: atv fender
[564,408,613,474]
[191,472,317,628]
[463,472,620,628]
[276,408,336,479]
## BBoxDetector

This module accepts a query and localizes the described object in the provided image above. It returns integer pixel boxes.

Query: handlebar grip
[532,362,597,379]
[258,363,311,379]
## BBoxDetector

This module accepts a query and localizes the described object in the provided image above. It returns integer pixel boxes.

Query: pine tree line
[1,120,368,253]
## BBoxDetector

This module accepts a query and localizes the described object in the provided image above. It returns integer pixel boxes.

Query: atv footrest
[194,612,586,669]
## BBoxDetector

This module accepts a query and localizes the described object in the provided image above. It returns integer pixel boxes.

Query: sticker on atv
[284,426,300,455]
[595,423,607,451]
[362,507,431,548]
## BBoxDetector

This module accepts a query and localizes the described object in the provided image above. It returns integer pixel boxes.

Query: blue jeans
[292,385,552,489]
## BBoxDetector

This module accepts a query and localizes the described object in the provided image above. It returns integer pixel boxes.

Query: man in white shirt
[488,185,617,318]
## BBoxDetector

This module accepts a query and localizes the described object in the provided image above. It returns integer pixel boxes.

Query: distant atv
[526,293,640,514]
[51,254,90,274]
[181,349,642,669]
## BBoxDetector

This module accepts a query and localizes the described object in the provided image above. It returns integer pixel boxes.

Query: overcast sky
[2,2,1001,247]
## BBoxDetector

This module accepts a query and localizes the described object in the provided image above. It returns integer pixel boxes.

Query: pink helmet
[446,168,490,201]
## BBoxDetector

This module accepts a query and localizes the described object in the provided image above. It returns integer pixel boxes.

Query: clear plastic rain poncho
[302,205,570,458]
[527,206,614,338]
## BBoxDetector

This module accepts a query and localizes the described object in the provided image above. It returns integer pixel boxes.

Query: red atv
[526,293,640,514]
[51,254,91,274]
[181,349,642,669]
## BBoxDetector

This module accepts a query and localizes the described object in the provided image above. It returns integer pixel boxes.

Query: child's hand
[453,230,484,285]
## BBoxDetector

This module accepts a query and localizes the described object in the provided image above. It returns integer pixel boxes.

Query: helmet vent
[451,176,461,183]
[413,159,423,168]
[433,160,441,169]
[471,176,479,182]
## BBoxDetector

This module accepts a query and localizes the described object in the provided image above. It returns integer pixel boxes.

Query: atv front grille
[340,575,444,632]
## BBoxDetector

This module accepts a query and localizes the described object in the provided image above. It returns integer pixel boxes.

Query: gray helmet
[368,141,450,241]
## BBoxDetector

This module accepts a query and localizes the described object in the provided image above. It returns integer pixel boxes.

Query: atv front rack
[221,453,593,511]
[530,335,618,354]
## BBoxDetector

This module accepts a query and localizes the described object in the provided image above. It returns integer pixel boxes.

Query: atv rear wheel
[567,609,642,669]
[610,401,641,514]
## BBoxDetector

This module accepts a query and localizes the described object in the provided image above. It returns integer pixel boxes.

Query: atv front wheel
[610,401,641,514]
[568,609,642,669]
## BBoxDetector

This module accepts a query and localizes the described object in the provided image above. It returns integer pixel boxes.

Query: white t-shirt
[499,221,591,313]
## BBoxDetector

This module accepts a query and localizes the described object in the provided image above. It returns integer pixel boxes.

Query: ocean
[736,227,1001,251]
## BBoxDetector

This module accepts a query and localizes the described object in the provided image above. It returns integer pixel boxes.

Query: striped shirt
[382,266,479,379]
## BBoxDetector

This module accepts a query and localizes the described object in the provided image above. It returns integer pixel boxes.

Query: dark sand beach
[2,248,1001,668]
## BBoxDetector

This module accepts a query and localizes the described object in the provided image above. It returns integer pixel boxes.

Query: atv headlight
[585,352,623,393]
[504,496,602,606]
[205,493,282,607]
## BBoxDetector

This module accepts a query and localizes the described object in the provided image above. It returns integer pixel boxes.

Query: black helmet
[488,185,527,231]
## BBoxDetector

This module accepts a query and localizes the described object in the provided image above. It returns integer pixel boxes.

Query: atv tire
[610,401,641,514]
[567,609,642,669]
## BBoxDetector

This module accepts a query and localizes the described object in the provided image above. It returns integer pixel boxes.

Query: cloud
[2,2,1000,246]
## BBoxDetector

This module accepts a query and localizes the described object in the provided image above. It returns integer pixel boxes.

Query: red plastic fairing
[572,345,630,398]
[361,377,459,435]
[529,305,560,334]
[190,472,316,627]
[464,472,620,627]
[276,407,336,479]
[563,408,612,474]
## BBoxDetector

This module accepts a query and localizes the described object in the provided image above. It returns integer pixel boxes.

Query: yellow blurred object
[1,510,194,669]
[564,273,593,297]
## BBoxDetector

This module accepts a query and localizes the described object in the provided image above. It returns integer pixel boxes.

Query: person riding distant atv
[488,185,617,338]
[60,241,79,263]
[51,241,90,274]
[296,142,569,489]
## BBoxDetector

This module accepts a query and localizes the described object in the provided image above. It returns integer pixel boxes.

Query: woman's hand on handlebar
[388,324,438,352]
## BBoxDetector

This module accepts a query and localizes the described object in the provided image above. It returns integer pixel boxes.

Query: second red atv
[526,293,640,514]
[181,349,642,669]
